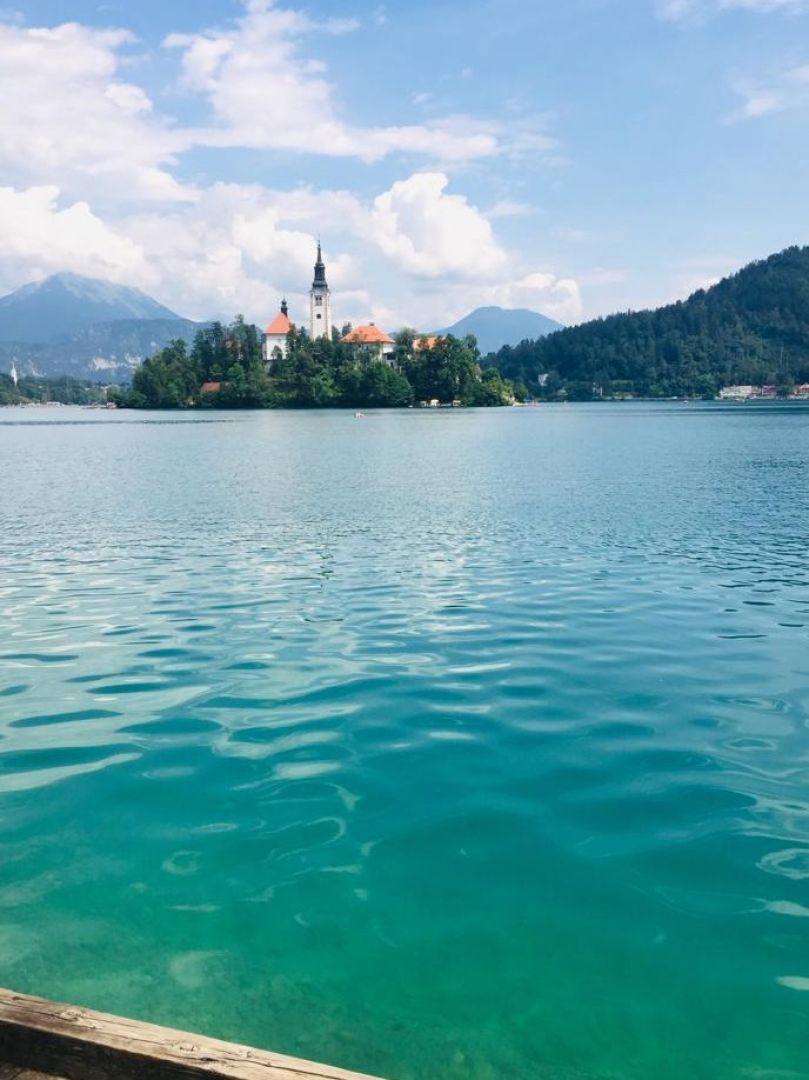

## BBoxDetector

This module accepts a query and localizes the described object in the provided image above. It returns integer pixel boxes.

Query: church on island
[262,243,395,365]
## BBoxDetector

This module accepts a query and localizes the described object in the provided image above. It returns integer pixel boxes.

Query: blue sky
[0,0,807,330]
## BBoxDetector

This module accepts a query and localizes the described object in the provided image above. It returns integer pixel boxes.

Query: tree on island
[113,317,517,410]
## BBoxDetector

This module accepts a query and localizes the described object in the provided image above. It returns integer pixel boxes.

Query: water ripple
[1,404,809,1079]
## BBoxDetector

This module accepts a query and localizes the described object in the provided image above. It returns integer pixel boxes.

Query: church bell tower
[309,241,332,340]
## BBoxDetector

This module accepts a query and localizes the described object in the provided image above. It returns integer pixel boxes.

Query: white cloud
[164,0,499,164]
[484,271,583,324]
[0,186,149,294]
[0,7,575,332]
[731,63,809,117]
[0,22,190,202]
[486,200,536,219]
[119,182,366,320]
[371,173,507,279]
[0,170,581,335]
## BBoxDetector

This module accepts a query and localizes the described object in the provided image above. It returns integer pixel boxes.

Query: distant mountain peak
[436,305,563,356]
[0,273,180,344]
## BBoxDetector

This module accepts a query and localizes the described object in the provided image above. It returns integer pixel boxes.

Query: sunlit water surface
[1,403,808,1079]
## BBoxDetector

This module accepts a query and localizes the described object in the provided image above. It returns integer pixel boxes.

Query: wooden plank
[0,989,387,1080]
[0,1068,69,1080]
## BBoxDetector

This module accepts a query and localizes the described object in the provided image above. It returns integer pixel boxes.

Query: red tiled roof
[265,312,292,335]
[413,335,440,351]
[200,381,222,393]
[342,323,394,345]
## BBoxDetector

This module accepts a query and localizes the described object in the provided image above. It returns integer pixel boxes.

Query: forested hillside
[491,247,809,399]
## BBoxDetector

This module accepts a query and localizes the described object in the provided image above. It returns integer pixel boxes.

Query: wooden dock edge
[0,988,388,1080]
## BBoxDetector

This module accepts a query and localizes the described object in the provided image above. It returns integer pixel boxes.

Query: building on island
[263,299,292,363]
[263,243,401,365]
[309,242,332,341]
[413,335,439,352]
[341,323,395,363]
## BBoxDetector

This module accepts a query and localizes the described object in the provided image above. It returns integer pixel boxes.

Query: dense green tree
[119,317,516,410]
[402,334,481,403]
[0,373,109,406]
[466,367,515,406]
[359,362,414,407]
[489,246,809,399]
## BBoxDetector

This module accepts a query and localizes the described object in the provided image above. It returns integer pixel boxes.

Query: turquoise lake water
[1,403,808,1079]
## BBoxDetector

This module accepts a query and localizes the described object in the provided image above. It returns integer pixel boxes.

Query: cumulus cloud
[0,22,190,202]
[0,6,576,331]
[164,0,499,163]
[484,271,583,324]
[0,186,149,294]
[371,173,507,279]
[0,169,581,335]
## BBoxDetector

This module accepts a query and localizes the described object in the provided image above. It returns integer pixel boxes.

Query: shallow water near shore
[1,402,809,1079]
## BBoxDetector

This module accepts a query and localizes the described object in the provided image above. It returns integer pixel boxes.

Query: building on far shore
[341,323,395,363]
[718,384,777,400]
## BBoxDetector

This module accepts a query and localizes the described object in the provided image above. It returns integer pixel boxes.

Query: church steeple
[309,240,332,340]
[313,241,327,288]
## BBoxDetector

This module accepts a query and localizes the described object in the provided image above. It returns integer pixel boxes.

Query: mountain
[436,306,563,356]
[0,273,203,380]
[0,318,202,382]
[491,246,809,399]
[0,273,181,343]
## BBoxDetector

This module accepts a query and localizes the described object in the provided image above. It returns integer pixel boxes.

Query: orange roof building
[413,335,440,351]
[200,381,223,394]
[265,311,291,336]
[263,299,293,364]
[342,324,394,346]
[342,323,395,363]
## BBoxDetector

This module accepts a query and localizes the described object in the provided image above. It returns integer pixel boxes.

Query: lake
[1,402,808,1079]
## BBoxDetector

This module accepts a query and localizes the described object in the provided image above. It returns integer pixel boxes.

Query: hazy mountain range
[0,274,562,382]
[0,273,180,342]
[0,274,201,381]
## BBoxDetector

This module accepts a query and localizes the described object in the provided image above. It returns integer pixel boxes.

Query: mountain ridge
[0,273,181,344]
